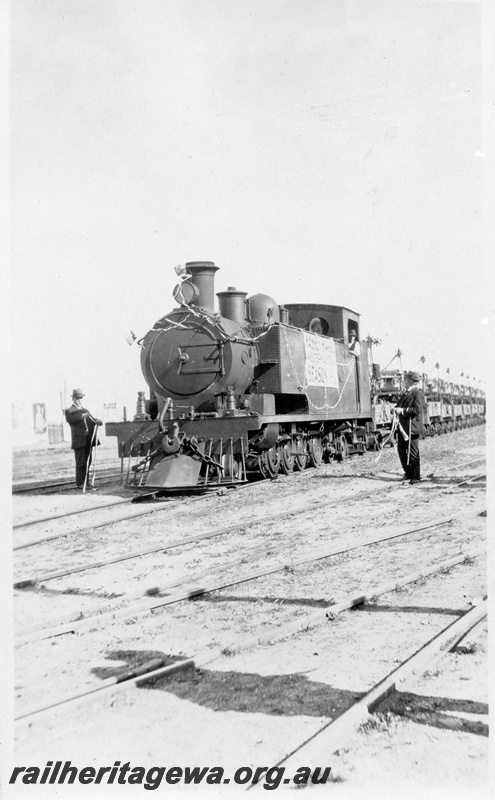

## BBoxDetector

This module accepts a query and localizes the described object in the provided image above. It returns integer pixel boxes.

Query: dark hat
[72,388,85,398]
[405,371,421,383]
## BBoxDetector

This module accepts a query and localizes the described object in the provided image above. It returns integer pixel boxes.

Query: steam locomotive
[106,261,485,489]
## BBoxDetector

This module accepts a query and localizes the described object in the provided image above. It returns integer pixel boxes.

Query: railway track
[14,456,484,619]
[12,451,486,551]
[12,470,123,494]
[13,459,486,592]
[13,450,485,590]
[15,547,486,724]
[15,496,485,641]
[264,598,487,782]
[12,477,421,571]
[12,484,238,549]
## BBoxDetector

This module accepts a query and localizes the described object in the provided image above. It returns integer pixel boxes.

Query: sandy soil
[10,425,488,796]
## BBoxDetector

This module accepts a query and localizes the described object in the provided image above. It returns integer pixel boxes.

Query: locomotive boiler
[106,261,376,488]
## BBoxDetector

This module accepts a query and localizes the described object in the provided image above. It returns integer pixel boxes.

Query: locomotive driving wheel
[279,439,294,475]
[293,445,308,471]
[336,434,349,461]
[258,446,281,479]
[308,435,324,468]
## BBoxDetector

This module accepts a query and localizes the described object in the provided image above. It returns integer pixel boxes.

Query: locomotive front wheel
[279,440,294,475]
[308,436,324,468]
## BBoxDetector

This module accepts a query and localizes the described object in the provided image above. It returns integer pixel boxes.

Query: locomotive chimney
[184,261,219,315]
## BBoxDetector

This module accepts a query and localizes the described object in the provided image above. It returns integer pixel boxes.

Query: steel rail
[377,455,485,481]
[15,548,484,723]
[12,458,467,583]
[13,492,485,593]
[12,492,216,551]
[12,477,420,586]
[14,659,195,723]
[456,473,486,488]
[13,497,132,529]
[12,478,396,553]
[425,455,485,479]
[12,470,122,494]
[267,599,488,776]
[13,456,486,580]
[452,616,487,652]
[221,547,485,654]
[13,448,485,550]
[15,507,485,643]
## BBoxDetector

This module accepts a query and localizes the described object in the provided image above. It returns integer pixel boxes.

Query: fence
[48,423,65,444]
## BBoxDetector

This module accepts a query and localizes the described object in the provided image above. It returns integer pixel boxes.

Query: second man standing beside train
[393,371,426,484]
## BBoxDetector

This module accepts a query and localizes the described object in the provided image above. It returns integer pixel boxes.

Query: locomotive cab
[283,303,361,343]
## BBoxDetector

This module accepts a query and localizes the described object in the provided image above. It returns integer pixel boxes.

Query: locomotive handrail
[154,316,188,330]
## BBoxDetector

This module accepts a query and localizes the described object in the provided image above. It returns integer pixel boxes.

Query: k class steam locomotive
[106,261,485,490]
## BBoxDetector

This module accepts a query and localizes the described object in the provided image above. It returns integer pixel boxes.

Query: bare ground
[10,426,488,796]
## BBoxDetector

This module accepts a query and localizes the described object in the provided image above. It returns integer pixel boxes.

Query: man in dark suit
[393,371,426,484]
[65,389,103,489]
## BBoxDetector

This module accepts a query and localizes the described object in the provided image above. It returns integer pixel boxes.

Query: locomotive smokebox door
[146,324,222,398]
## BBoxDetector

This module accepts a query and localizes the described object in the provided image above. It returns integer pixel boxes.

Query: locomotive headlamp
[173,281,200,306]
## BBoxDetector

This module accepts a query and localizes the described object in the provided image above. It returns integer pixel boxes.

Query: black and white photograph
[2,0,493,797]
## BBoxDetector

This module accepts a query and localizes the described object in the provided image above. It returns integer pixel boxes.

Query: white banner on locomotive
[302,332,339,388]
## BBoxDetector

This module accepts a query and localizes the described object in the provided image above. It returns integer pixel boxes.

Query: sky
[8,0,493,422]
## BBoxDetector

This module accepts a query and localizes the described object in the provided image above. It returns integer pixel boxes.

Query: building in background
[12,400,62,446]
[11,402,40,446]
[12,393,138,448]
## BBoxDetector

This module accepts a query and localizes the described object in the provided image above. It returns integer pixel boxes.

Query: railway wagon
[372,374,485,439]
[106,261,377,488]
[422,379,485,434]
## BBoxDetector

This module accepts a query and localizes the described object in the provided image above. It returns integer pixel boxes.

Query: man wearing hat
[65,390,103,490]
[393,371,426,484]
[348,329,361,358]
